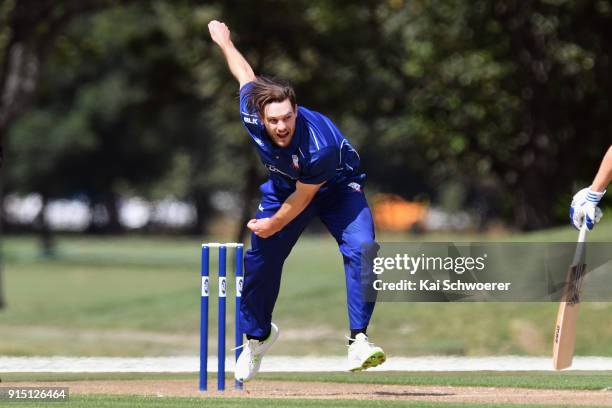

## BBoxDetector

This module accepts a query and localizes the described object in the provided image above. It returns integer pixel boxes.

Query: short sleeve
[300,146,338,184]
[239,82,264,136]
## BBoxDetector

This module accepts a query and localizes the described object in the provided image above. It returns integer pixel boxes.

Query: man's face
[262,99,297,148]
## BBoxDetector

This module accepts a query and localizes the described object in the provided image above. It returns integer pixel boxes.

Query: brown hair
[244,76,297,117]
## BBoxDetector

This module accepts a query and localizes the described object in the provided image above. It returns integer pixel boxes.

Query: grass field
[4,396,589,408]
[0,220,611,357]
[3,371,612,390]
[4,395,604,408]
[2,371,612,407]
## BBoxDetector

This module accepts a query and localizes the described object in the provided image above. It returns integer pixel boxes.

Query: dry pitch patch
[5,379,612,406]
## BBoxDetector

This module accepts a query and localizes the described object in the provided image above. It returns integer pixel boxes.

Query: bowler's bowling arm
[208,21,255,88]
[270,181,324,231]
[218,41,256,88]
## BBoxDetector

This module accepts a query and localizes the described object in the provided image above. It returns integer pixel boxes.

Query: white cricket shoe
[234,322,279,382]
[347,333,386,372]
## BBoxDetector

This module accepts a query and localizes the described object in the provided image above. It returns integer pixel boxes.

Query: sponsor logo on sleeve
[243,116,259,125]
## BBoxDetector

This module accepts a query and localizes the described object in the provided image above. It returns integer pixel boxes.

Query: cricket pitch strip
[5,379,612,406]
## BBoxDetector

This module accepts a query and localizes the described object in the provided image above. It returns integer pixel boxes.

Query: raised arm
[208,20,256,88]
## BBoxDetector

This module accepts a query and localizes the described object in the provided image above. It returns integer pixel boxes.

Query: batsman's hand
[247,218,281,238]
[208,20,232,47]
[570,187,605,230]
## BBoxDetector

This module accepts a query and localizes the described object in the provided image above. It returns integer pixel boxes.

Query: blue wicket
[234,245,244,390]
[199,245,209,391]
[200,243,244,392]
[217,245,226,391]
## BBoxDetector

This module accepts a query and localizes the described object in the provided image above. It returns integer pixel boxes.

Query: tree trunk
[495,2,560,230]
[34,192,55,258]
[192,189,214,235]
[235,151,260,244]
[103,192,123,234]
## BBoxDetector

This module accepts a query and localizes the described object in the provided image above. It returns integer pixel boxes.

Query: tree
[0,0,141,307]
[339,0,612,229]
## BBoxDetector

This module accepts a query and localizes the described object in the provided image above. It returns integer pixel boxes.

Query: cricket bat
[552,223,588,370]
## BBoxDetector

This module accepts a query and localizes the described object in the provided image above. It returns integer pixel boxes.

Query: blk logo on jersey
[292,154,300,170]
[243,116,259,125]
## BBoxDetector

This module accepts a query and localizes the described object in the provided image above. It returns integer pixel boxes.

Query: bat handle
[577,223,588,243]
[572,224,588,265]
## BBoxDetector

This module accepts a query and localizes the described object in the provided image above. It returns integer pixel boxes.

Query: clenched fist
[247,217,281,238]
[208,20,231,47]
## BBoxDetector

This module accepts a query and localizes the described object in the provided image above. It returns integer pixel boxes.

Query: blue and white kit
[238,82,378,338]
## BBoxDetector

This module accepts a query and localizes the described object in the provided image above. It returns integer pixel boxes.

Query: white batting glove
[570,187,605,230]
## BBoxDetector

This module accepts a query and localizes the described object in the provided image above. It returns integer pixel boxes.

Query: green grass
[3,371,612,407]
[3,371,612,391]
[8,395,587,408]
[258,371,612,391]
[1,220,612,356]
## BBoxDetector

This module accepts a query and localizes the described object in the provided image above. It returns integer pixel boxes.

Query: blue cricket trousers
[240,179,377,338]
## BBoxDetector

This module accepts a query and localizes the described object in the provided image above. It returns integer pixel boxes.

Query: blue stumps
[200,243,244,392]
[199,245,209,391]
[217,245,227,391]
[234,245,244,390]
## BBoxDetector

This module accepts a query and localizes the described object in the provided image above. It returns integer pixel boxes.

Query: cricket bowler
[208,20,386,382]
[570,145,612,230]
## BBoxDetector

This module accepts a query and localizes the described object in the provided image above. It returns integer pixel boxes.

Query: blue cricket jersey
[239,82,363,197]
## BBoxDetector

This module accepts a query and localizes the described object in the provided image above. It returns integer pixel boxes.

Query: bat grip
[572,224,588,266]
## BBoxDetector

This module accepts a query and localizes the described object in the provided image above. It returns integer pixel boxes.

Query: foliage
[3,0,612,231]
